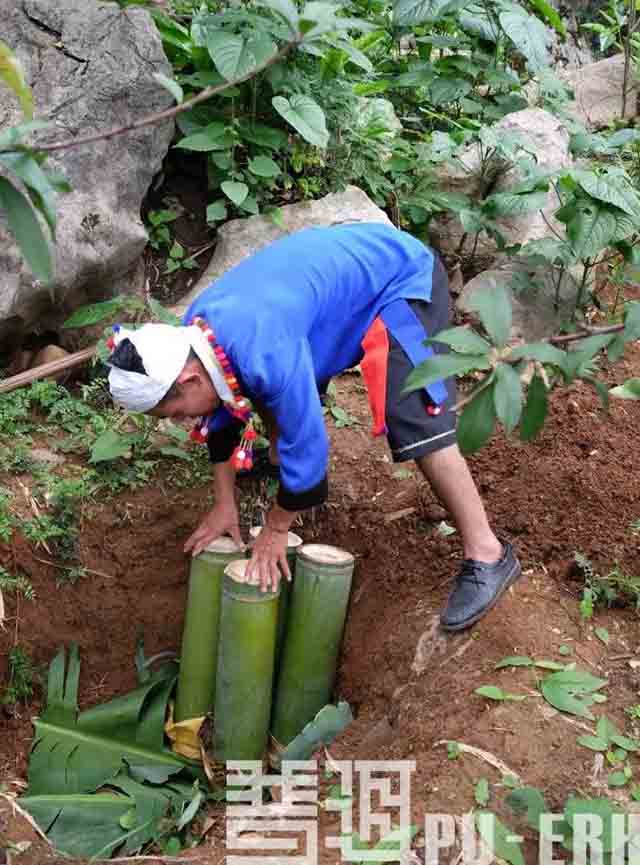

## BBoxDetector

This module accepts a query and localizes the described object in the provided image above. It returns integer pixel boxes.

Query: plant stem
[20,40,300,155]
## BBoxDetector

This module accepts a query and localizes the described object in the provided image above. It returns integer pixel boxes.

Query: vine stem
[15,39,300,155]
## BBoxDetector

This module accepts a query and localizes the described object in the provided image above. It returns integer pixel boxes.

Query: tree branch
[549,321,625,345]
[18,39,300,155]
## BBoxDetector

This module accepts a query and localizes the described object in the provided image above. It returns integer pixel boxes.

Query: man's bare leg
[416,444,502,563]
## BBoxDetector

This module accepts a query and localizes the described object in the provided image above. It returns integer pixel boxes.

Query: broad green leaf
[238,121,288,150]
[466,281,512,347]
[428,326,491,354]
[475,685,526,701]
[607,333,626,362]
[272,94,329,148]
[534,660,565,671]
[567,202,617,260]
[0,176,53,282]
[596,716,619,744]
[403,353,491,393]
[624,302,640,341]
[563,797,622,854]
[484,190,548,218]
[575,170,640,218]
[159,445,191,460]
[0,119,50,151]
[576,735,608,751]
[508,342,566,367]
[495,656,533,669]
[608,771,629,787]
[458,382,496,455]
[1,152,61,233]
[393,0,466,25]
[595,626,609,645]
[206,200,227,223]
[528,0,565,35]
[256,0,300,32]
[174,123,229,152]
[248,155,282,178]
[430,77,472,105]
[90,430,132,463]
[207,31,275,81]
[610,378,640,400]
[505,786,546,831]
[610,734,640,752]
[499,8,550,71]
[476,812,525,865]
[221,181,249,206]
[493,363,523,434]
[0,39,33,118]
[240,194,260,215]
[540,669,607,720]
[148,298,181,327]
[153,73,183,104]
[475,778,490,806]
[520,374,548,441]
[278,702,353,764]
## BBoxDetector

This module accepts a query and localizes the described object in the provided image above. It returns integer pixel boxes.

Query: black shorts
[385,255,457,462]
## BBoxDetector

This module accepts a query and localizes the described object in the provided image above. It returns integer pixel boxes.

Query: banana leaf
[27,646,196,796]
[20,775,196,859]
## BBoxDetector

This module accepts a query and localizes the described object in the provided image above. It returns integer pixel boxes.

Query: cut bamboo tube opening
[174,537,245,723]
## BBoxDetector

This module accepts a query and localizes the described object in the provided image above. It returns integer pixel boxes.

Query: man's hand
[184,502,243,557]
[246,525,292,593]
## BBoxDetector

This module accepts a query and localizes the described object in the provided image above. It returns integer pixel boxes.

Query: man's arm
[184,458,243,556]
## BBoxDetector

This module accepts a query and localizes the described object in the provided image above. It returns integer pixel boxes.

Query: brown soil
[1,342,640,864]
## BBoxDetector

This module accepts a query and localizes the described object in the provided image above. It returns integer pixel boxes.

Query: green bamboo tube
[214,559,280,761]
[174,537,245,723]
[271,543,354,747]
[249,526,303,664]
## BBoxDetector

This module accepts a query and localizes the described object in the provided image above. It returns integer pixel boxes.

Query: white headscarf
[107,323,233,412]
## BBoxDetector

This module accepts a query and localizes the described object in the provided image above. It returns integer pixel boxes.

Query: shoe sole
[440,560,523,633]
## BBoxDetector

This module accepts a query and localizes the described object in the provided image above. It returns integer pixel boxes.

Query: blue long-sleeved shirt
[184,222,437,509]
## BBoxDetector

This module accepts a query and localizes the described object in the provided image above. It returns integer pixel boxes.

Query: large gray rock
[428,109,572,271]
[0,0,174,349]
[458,262,580,342]
[176,186,392,313]
[561,54,638,129]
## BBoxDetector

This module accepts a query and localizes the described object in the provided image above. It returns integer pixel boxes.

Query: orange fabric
[360,316,389,437]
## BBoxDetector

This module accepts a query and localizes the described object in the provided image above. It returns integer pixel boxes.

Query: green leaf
[610,378,640,400]
[430,77,472,105]
[520,374,548,441]
[272,94,329,148]
[466,281,512,347]
[207,31,275,81]
[528,0,565,35]
[499,7,550,71]
[475,685,526,701]
[595,626,609,645]
[505,786,546,830]
[428,326,491,354]
[238,121,288,150]
[534,660,565,671]
[567,202,617,259]
[608,770,629,787]
[475,778,490,806]
[624,302,640,341]
[148,298,181,326]
[278,702,353,764]
[574,170,640,218]
[63,298,128,329]
[175,123,229,152]
[153,73,184,104]
[240,195,260,215]
[476,812,525,865]
[0,176,53,283]
[221,181,249,206]
[458,383,497,455]
[610,734,640,752]
[90,430,132,463]
[27,648,190,797]
[540,668,607,720]
[607,333,626,362]
[393,0,464,26]
[484,190,548,218]
[248,155,282,178]
[493,364,523,435]
[257,0,300,32]
[1,152,61,233]
[508,342,566,367]
[206,200,228,223]
[447,741,461,759]
[563,797,622,854]
[159,445,191,460]
[576,735,608,751]
[495,656,533,669]
[0,39,33,118]
[403,353,491,392]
